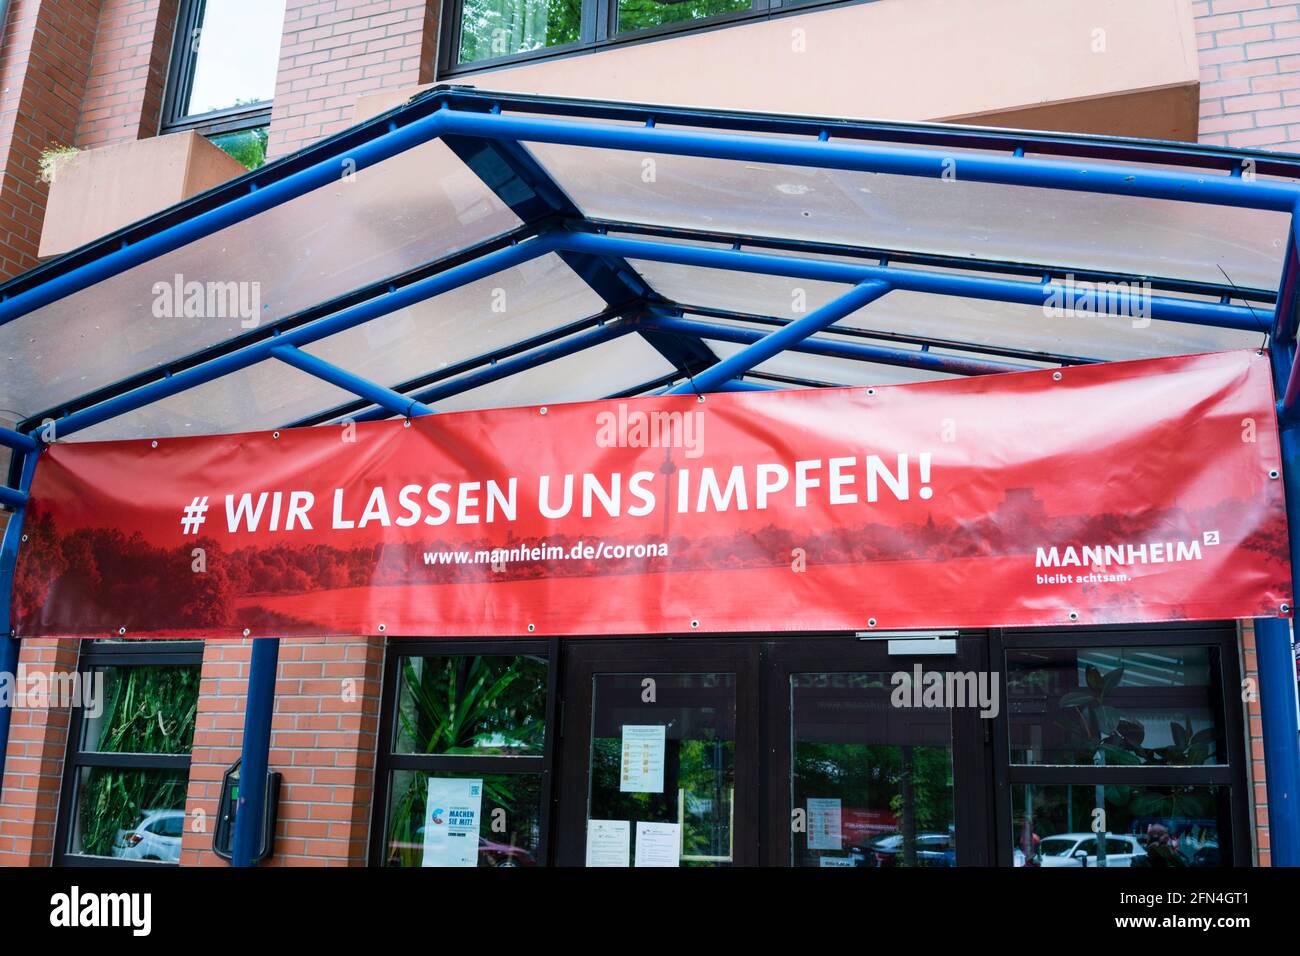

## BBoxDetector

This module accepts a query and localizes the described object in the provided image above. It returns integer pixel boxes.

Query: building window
[56,641,203,866]
[614,0,754,35]
[1002,632,1247,868]
[443,0,841,73]
[372,643,555,866]
[160,0,287,169]
[456,0,583,65]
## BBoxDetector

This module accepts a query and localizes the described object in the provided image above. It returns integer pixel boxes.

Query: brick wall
[1238,620,1272,865]
[180,637,385,867]
[76,0,179,150]
[1196,0,1300,152]
[0,638,78,866]
[265,0,439,161]
[0,0,100,278]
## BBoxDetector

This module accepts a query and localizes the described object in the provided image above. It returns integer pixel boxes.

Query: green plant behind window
[210,126,269,170]
[75,665,199,857]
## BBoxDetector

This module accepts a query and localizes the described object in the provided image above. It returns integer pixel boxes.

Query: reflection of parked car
[1191,842,1220,867]
[844,844,880,867]
[1037,833,1142,867]
[866,832,955,867]
[113,809,184,862]
[478,836,535,867]
[388,827,536,867]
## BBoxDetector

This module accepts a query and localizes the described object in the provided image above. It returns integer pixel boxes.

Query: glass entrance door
[787,670,957,867]
[557,636,992,866]
[766,636,994,867]
[557,641,760,866]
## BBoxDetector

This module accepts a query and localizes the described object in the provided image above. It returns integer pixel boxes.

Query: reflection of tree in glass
[458,0,582,63]
[590,734,735,866]
[211,127,269,170]
[794,742,953,865]
[78,666,199,856]
[615,0,752,34]
[1058,663,1218,767]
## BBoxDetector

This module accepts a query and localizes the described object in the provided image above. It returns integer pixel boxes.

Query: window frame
[159,0,277,139]
[437,0,864,78]
[990,622,1254,867]
[54,640,204,868]
[369,637,560,867]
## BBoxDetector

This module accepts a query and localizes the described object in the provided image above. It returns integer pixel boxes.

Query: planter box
[38,131,247,259]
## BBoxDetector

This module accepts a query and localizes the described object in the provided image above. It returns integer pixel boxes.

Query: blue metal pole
[0,486,26,510]
[642,313,1032,377]
[0,426,37,453]
[560,233,1265,333]
[435,109,1300,212]
[713,379,778,392]
[231,637,280,868]
[0,449,41,800]
[1264,207,1300,865]
[270,344,435,418]
[665,281,891,394]
[352,318,635,422]
[50,232,561,439]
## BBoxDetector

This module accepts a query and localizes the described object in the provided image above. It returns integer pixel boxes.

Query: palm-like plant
[386,656,545,866]
[77,665,199,856]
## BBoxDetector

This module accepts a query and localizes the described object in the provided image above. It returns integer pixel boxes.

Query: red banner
[12,350,1293,638]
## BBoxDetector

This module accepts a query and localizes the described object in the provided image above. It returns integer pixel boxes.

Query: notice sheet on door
[586,819,631,867]
[807,798,843,851]
[421,777,483,867]
[634,822,681,867]
[620,725,666,793]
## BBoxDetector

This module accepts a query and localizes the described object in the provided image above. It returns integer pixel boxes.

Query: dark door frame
[762,632,996,866]
[370,622,1253,868]
[553,631,997,866]
[554,637,763,865]
[988,622,1253,868]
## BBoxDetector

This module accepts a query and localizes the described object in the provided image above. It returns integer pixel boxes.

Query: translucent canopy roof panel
[0,138,520,422]
[302,252,606,390]
[527,143,1289,291]
[703,338,959,388]
[630,260,1263,362]
[3,88,1298,450]
[68,360,357,443]
[428,334,677,414]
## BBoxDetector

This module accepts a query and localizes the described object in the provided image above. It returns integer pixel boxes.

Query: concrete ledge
[356,0,1199,139]
[38,132,248,260]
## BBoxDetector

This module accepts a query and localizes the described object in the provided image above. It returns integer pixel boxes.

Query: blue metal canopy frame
[0,85,1298,865]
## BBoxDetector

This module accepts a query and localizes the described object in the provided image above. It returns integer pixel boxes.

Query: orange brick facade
[180,637,385,867]
[266,0,438,160]
[76,0,179,150]
[0,0,99,277]
[0,636,384,866]
[1196,0,1300,151]
[0,638,77,865]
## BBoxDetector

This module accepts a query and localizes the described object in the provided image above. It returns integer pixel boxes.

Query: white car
[1036,832,1142,867]
[112,808,184,862]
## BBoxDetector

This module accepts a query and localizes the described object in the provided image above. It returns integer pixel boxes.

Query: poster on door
[807,798,843,851]
[421,777,482,867]
[586,819,631,867]
[620,725,666,793]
